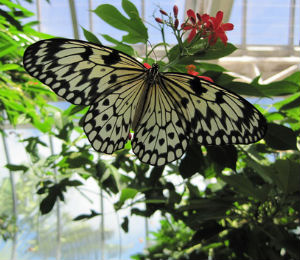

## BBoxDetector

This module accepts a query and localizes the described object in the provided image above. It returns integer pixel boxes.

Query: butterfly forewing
[23,39,145,105]
[161,73,267,145]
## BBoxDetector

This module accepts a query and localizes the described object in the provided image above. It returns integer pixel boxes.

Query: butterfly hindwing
[160,73,267,145]
[84,76,146,154]
[131,79,188,166]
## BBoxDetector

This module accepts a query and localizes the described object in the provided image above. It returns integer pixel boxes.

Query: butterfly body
[23,38,267,166]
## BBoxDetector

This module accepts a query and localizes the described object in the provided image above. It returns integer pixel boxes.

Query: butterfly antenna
[147,40,158,63]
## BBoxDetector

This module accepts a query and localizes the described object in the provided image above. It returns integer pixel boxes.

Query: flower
[181,9,233,45]
[207,11,234,45]
[181,9,211,43]
[181,10,198,43]
[186,65,214,82]
[186,64,199,75]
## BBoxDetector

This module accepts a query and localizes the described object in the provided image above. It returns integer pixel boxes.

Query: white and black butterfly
[23,38,267,166]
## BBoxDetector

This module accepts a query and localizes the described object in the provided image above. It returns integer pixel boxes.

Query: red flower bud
[174,18,179,29]
[143,63,152,69]
[155,17,164,24]
[160,9,168,16]
[173,5,178,17]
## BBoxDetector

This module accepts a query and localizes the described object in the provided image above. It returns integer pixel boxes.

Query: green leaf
[119,187,138,204]
[5,164,28,172]
[283,71,300,84]
[81,27,102,44]
[221,174,267,201]
[273,93,300,111]
[206,145,237,172]
[243,157,273,184]
[179,143,204,178]
[197,62,227,72]
[222,81,266,97]
[272,159,300,194]
[252,79,300,97]
[40,194,56,215]
[121,216,129,233]
[115,187,138,209]
[93,0,148,44]
[264,123,297,150]
[63,104,87,116]
[73,210,101,221]
[101,34,134,56]
[0,63,20,71]
[195,41,237,60]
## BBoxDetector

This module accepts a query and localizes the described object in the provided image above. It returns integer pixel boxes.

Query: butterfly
[23,38,267,166]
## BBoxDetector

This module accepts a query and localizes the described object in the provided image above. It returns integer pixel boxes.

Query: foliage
[0,0,299,260]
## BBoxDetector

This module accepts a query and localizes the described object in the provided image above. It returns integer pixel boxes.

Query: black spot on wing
[102,114,108,120]
[149,135,155,144]
[159,138,165,146]
[215,92,225,103]
[168,132,174,139]
[190,77,208,96]
[103,99,109,106]
[181,97,189,108]
[80,47,93,60]
[102,50,121,65]
[108,74,117,83]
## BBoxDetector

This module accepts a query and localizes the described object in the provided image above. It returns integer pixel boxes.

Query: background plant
[0,0,299,259]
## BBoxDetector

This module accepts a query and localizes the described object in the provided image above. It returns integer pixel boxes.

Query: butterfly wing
[131,78,189,166]
[23,38,147,153]
[160,72,267,146]
[23,38,145,105]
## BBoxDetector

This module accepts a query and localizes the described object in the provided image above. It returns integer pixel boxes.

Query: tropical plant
[0,0,299,260]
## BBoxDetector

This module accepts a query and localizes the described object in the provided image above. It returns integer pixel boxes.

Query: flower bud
[174,18,179,29]
[160,9,168,16]
[155,17,164,24]
[143,63,152,69]
[173,5,178,17]
[196,13,201,21]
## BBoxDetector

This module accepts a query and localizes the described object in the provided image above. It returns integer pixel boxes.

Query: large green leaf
[81,27,102,44]
[264,123,297,150]
[101,34,134,56]
[179,143,204,178]
[251,77,300,97]
[221,174,267,201]
[206,145,237,172]
[272,159,300,194]
[93,0,148,44]
[194,41,237,60]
